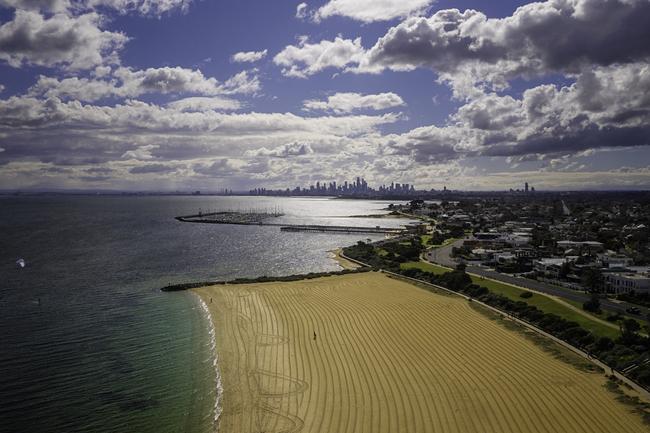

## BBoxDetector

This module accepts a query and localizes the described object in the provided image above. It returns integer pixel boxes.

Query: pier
[175,211,405,235]
[280,225,402,234]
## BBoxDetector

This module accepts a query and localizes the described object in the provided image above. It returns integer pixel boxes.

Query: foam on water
[196,293,224,431]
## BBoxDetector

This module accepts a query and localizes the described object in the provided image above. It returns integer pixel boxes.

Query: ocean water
[0,196,409,433]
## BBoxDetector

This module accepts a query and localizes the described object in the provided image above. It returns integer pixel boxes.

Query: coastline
[195,293,223,432]
[329,248,361,270]
[193,272,649,433]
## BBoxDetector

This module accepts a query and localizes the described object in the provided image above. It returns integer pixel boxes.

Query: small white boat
[16,258,25,268]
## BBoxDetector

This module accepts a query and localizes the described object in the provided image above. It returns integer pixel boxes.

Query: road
[425,239,650,319]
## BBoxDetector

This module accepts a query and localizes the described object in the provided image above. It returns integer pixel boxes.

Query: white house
[605,272,650,294]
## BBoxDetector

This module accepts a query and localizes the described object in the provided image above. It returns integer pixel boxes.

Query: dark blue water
[0,196,407,433]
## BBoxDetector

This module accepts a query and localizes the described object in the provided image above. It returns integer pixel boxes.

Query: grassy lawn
[401,261,451,275]
[564,298,648,330]
[470,276,620,339]
[402,260,620,339]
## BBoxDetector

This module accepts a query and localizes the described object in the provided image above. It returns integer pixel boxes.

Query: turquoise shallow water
[0,196,408,433]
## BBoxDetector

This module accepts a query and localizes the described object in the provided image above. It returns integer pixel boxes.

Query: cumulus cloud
[295,2,307,19]
[231,49,268,63]
[117,67,225,94]
[28,67,260,101]
[360,0,650,95]
[388,63,650,162]
[315,0,434,23]
[303,92,405,114]
[274,36,365,78]
[278,1,650,96]
[0,10,128,70]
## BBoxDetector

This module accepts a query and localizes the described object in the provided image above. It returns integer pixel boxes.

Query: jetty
[175,211,405,235]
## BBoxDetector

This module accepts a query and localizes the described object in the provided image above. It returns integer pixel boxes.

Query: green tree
[581,268,604,294]
[583,293,601,314]
[621,318,641,337]
[559,261,572,279]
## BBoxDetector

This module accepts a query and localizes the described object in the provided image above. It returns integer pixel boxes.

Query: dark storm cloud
[483,124,650,158]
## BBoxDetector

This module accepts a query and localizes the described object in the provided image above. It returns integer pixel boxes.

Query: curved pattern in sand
[196,272,648,433]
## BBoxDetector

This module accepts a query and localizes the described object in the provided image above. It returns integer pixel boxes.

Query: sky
[0,0,649,192]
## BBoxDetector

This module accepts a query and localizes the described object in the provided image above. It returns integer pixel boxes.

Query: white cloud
[315,0,433,23]
[121,144,158,160]
[116,67,223,94]
[276,1,650,97]
[0,94,400,170]
[231,49,268,63]
[359,0,650,95]
[86,0,193,16]
[0,10,128,70]
[28,67,260,101]
[220,70,261,95]
[295,2,307,19]
[303,92,405,114]
[246,141,313,158]
[167,96,241,112]
[0,0,70,12]
[387,63,650,162]
[0,96,398,134]
[0,0,193,14]
[93,65,111,77]
[273,36,365,78]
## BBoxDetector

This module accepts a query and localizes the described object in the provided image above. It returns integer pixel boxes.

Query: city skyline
[250,176,418,196]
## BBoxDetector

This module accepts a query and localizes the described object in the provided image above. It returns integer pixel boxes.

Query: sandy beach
[195,272,648,433]
[330,248,361,270]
